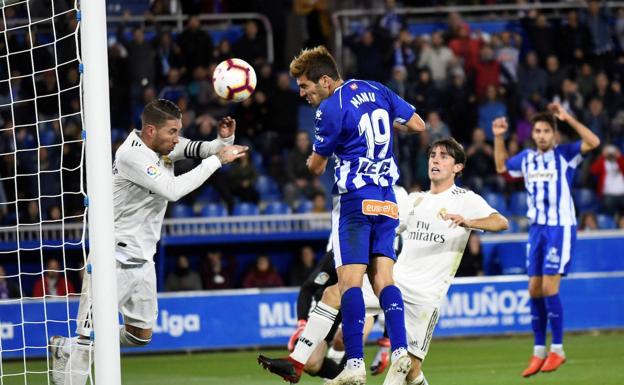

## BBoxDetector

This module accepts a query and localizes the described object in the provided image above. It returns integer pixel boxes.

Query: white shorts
[363,281,440,360]
[76,260,158,337]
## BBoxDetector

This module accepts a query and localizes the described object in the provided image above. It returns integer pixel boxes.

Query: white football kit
[77,130,232,335]
[364,185,497,359]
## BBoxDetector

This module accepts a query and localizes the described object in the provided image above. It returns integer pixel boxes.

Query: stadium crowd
[1,0,624,291]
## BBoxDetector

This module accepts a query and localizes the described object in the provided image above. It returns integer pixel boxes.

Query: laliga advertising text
[152,310,200,337]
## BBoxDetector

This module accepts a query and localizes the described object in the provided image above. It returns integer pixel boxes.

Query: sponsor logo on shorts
[362,200,398,219]
[313,272,330,285]
[546,247,560,264]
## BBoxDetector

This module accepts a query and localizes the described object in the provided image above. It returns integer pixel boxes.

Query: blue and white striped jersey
[506,141,583,226]
[313,79,415,195]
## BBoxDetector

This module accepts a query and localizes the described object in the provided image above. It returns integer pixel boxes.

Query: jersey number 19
[358,108,391,159]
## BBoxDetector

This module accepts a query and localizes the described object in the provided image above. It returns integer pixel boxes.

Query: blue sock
[341,287,365,360]
[530,297,547,346]
[379,285,407,352]
[544,294,564,345]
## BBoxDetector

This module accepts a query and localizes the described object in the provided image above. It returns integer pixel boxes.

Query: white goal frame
[80,0,121,384]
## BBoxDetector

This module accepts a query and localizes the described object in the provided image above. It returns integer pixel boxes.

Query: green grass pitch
[2,331,622,384]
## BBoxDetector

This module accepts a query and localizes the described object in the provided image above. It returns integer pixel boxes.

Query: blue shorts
[527,224,577,276]
[331,185,399,267]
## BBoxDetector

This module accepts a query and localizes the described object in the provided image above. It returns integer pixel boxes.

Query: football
[212,58,257,102]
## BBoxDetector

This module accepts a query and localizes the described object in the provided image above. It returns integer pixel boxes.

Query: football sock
[544,294,564,345]
[407,371,429,385]
[341,287,365,362]
[379,285,408,354]
[290,301,338,365]
[533,345,546,358]
[530,297,547,347]
[312,357,342,379]
[119,326,151,347]
[550,344,565,355]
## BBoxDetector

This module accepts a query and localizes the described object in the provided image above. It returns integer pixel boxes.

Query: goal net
[0,0,119,383]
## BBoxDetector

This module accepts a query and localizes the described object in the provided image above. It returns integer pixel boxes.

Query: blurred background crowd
[1,0,624,294]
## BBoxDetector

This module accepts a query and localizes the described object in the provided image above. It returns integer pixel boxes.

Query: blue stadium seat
[573,189,598,213]
[251,151,265,173]
[596,214,616,230]
[232,202,259,216]
[509,191,528,217]
[197,185,220,203]
[296,200,314,213]
[199,203,227,218]
[255,175,281,201]
[484,192,509,216]
[170,203,193,218]
[263,201,292,215]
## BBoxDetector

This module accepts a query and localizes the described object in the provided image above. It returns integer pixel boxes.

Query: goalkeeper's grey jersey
[112,130,229,263]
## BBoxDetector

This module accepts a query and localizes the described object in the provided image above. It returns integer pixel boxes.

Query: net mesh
[0,0,90,383]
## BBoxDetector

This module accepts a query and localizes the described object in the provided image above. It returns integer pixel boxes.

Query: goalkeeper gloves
[287,320,307,351]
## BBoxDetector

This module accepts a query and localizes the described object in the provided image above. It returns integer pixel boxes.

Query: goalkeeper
[49,99,248,385]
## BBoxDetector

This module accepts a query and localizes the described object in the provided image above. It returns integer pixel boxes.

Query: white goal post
[80,0,121,384]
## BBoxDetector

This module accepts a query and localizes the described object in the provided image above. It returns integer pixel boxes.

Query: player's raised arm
[492,117,509,174]
[168,116,236,162]
[118,145,247,202]
[393,112,426,134]
[547,102,600,153]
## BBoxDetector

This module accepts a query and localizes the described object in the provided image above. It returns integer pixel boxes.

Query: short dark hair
[427,137,466,178]
[141,99,182,129]
[531,112,557,131]
[289,46,341,82]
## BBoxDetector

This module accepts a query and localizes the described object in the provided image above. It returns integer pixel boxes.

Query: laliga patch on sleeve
[145,164,161,178]
[313,272,330,285]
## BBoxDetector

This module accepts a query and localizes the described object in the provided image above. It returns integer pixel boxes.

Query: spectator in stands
[590,144,624,215]
[154,31,184,87]
[268,72,301,149]
[558,79,584,118]
[119,26,156,105]
[165,255,202,292]
[311,191,328,213]
[410,67,440,116]
[375,0,405,40]
[200,251,235,290]
[478,85,507,141]
[344,29,387,82]
[584,98,611,141]
[448,23,482,74]
[242,255,284,288]
[233,20,267,66]
[523,10,555,62]
[473,45,500,100]
[289,245,317,286]
[577,62,596,99]
[226,151,259,204]
[456,233,484,277]
[518,51,547,106]
[545,55,567,100]
[426,111,450,142]
[579,212,599,231]
[443,68,476,143]
[464,127,501,192]
[0,264,19,299]
[557,10,592,66]
[616,8,624,51]
[493,31,520,85]
[418,31,455,89]
[158,68,188,103]
[32,258,76,298]
[284,131,321,207]
[391,29,417,70]
[213,39,233,65]
[386,65,410,99]
[178,15,213,75]
[584,0,614,69]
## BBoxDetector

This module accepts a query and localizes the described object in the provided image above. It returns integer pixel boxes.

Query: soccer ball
[212,58,257,102]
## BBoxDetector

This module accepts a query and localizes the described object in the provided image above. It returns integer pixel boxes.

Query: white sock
[346,358,364,371]
[408,371,428,385]
[391,347,408,362]
[63,339,92,385]
[550,344,564,355]
[61,336,78,356]
[119,326,151,347]
[289,301,338,364]
[533,345,546,358]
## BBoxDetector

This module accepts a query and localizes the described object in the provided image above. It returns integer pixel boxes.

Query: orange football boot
[521,355,546,377]
[540,352,566,372]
